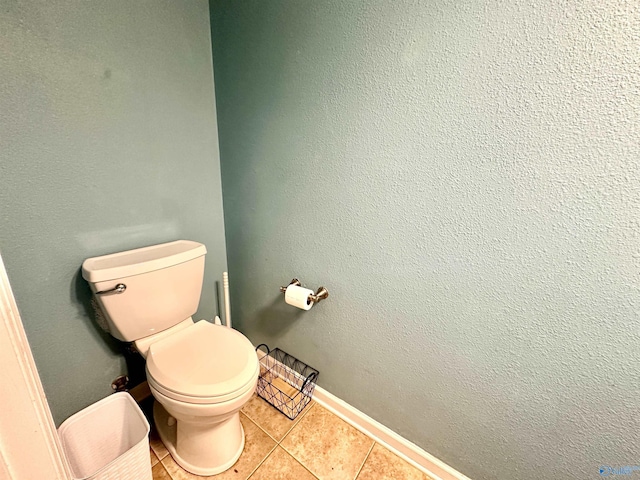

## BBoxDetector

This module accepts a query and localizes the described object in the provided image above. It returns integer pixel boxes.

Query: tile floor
[149,395,433,480]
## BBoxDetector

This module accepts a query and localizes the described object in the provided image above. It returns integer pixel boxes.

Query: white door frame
[0,250,71,479]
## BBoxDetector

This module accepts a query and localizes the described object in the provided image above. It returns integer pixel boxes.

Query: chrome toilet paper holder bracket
[279,278,329,304]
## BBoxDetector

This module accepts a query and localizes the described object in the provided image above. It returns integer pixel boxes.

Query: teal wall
[0,1,226,425]
[210,1,640,479]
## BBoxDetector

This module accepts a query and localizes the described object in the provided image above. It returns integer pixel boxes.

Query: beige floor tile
[152,461,172,480]
[161,413,276,479]
[356,444,433,480]
[241,394,314,441]
[149,428,169,461]
[150,448,159,467]
[249,446,317,480]
[281,405,374,480]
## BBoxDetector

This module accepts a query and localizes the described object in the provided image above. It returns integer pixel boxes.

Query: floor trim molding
[312,386,471,480]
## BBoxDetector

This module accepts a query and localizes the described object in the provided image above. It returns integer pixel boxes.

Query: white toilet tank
[82,240,207,342]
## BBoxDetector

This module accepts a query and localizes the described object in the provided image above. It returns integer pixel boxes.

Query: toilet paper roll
[285,284,314,310]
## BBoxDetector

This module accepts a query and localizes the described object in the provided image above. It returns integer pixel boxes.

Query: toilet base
[153,401,245,476]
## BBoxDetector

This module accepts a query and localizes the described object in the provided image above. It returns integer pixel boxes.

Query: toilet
[82,240,259,476]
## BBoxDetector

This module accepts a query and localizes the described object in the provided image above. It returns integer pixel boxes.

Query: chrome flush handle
[95,283,127,295]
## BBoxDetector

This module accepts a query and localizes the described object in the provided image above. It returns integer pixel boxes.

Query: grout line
[158,456,173,480]
[278,441,296,458]
[241,409,280,444]
[158,458,175,480]
[277,400,315,444]
[150,443,169,461]
[242,397,316,445]
[241,413,279,480]
[158,462,173,480]
[245,443,279,480]
[162,456,182,480]
[278,440,315,474]
[299,457,321,480]
[149,448,159,467]
[352,441,376,480]
[246,445,321,480]
[278,443,319,480]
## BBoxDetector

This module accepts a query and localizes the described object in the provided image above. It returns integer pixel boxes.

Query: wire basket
[255,344,319,420]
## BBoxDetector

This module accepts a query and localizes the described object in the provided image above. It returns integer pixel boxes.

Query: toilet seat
[146,320,258,404]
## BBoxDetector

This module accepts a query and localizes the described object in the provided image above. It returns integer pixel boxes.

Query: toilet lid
[146,320,258,398]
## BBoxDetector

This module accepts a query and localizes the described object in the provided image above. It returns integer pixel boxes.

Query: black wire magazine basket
[255,344,319,420]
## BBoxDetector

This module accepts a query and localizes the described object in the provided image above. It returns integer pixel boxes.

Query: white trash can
[58,392,152,480]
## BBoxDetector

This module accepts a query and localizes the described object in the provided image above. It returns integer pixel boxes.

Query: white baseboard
[312,386,471,480]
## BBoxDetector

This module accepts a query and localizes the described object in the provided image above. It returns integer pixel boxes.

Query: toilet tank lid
[82,240,207,283]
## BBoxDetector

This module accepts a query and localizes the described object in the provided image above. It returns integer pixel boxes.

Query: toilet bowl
[145,320,258,475]
[81,240,258,476]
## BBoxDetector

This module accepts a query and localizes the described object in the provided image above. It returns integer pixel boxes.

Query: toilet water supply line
[214,272,232,328]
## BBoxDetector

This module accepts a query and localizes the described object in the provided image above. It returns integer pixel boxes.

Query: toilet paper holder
[279,278,329,304]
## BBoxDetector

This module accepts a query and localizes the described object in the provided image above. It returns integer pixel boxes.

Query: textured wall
[210,1,640,478]
[0,1,226,425]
